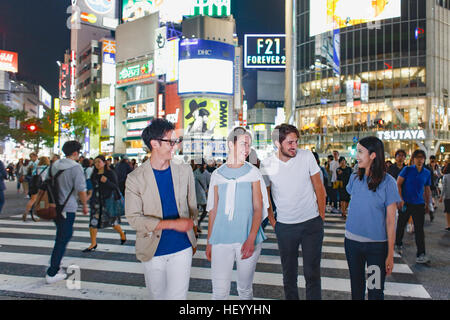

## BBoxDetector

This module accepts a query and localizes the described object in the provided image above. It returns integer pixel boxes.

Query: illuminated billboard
[178,39,234,95]
[310,0,402,36]
[39,86,52,108]
[0,50,18,73]
[59,63,70,100]
[72,0,119,30]
[122,0,230,24]
[244,34,286,69]
[122,0,192,23]
[183,98,229,138]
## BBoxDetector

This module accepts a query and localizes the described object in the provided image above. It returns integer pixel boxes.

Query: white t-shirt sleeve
[306,151,321,177]
[259,160,272,187]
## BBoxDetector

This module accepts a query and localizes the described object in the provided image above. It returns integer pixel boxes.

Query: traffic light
[27,124,37,132]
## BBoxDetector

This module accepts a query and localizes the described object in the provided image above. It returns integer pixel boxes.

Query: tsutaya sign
[377,130,426,141]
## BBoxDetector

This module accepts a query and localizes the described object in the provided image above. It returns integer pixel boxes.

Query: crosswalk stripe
[0,252,430,299]
[0,274,240,300]
[0,225,347,244]
[0,211,431,300]
[0,237,412,274]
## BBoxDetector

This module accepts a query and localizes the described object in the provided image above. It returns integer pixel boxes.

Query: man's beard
[280,145,296,158]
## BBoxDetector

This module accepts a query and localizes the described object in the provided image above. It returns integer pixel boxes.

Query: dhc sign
[377,130,426,141]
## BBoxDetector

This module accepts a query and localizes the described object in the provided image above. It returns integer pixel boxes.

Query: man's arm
[311,172,326,220]
[397,176,405,210]
[78,191,88,214]
[424,186,431,213]
[266,186,276,228]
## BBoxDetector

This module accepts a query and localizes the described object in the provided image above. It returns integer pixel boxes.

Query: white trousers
[211,242,262,300]
[142,247,192,300]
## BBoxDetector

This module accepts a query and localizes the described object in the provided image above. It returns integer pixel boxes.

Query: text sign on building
[377,130,426,141]
[244,34,286,69]
[117,60,154,85]
[0,50,18,73]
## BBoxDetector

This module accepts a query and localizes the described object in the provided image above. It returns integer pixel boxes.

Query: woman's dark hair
[338,156,346,164]
[82,158,90,168]
[272,123,299,145]
[141,118,175,151]
[94,155,111,173]
[443,164,450,175]
[312,151,320,166]
[357,136,386,192]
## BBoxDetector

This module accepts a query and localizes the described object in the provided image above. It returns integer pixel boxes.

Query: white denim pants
[142,247,192,300]
[211,242,262,300]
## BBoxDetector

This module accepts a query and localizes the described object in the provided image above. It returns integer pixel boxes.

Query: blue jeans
[0,189,4,214]
[344,238,387,300]
[275,216,324,300]
[47,212,76,277]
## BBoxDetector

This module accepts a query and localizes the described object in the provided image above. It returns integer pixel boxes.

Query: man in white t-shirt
[260,124,326,300]
[329,150,340,213]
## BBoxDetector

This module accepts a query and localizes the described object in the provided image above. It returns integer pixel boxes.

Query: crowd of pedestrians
[0,118,449,300]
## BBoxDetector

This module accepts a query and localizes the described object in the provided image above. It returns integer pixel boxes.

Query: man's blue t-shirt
[399,165,431,205]
[153,167,191,256]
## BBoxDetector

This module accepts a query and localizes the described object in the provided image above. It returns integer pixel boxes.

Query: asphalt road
[0,180,448,300]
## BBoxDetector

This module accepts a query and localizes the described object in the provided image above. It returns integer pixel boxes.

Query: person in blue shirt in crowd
[206,127,269,300]
[395,149,432,264]
[344,136,400,300]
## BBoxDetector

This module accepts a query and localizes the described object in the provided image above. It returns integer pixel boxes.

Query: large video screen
[310,0,402,37]
[178,59,233,95]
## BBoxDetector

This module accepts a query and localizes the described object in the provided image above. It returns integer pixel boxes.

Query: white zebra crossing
[0,213,432,299]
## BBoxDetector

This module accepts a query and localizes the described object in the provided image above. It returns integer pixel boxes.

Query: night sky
[0,0,284,99]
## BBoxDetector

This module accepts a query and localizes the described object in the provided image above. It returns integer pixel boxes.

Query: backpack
[32,164,74,220]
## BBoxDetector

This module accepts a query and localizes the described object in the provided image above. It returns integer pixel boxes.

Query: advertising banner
[244,34,286,69]
[39,86,52,108]
[72,0,119,30]
[178,39,234,95]
[122,0,192,24]
[59,63,70,100]
[183,98,229,138]
[310,0,401,36]
[0,50,18,73]
[117,59,154,85]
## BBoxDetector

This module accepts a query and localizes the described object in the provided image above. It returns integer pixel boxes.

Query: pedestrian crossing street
[0,212,432,300]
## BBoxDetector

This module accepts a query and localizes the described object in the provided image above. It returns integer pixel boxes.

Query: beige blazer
[125,159,198,262]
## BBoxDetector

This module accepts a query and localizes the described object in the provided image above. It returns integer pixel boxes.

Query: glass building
[296,0,450,161]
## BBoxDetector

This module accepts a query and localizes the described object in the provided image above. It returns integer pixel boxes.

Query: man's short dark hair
[327,155,334,160]
[62,140,82,157]
[272,123,299,145]
[430,155,436,160]
[412,149,426,160]
[395,149,407,157]
[141,118,175,151]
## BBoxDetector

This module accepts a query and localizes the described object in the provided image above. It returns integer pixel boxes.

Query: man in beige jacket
[125,118,198,300]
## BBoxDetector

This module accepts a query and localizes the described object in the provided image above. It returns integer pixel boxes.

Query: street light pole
[284,0,297,125]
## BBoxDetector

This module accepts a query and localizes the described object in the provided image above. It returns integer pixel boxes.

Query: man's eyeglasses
[157,137,183,147]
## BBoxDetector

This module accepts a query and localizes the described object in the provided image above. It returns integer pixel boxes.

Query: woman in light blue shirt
[206,127,268,300]
[345,136,400,300]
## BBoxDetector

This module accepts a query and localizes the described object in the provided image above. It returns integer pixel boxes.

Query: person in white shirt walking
[261,124,326,300]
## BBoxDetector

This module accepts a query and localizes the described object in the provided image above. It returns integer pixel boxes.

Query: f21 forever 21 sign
[244,34,286,69]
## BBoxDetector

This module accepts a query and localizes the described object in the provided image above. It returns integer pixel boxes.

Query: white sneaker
[45,272,67,284]
[416,254,430,264]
